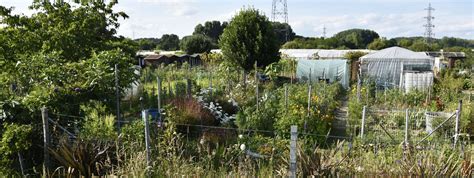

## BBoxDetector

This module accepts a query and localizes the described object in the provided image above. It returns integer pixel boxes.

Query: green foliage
[333,29,380,49]
[271,22,296,45]
[0,123,32,174]
[49,139,114,177]
[367,38,387,50]
[344,51,367,61]
[80,101,117,140]
[157,34,180,51]
[219,8,280,71]
[135,38,160,50]
[193,20,228,44]
[180,34,214,54]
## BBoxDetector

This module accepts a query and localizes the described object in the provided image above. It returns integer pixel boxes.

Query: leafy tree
[180,34,214,54]
[409,39,432,51]
[0,1,137,173]
[333,29,379,49]
[271,21,296,45]
[219,8,280,71]
[397,39,413,48]
[135,38,159,50]
[367,38,387,50]
[157,34,180,51]
[193,21,228,44]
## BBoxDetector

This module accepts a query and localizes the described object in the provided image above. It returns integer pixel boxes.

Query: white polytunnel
[359,46,434,91]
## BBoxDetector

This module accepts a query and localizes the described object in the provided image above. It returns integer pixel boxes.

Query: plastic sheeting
[281,49,375,60]
[360,47,433,88]
[296,59,350,88]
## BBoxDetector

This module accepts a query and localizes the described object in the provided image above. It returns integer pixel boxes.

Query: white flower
[240,144,246,151]
[238,134,243,139]
[200,138,205,145]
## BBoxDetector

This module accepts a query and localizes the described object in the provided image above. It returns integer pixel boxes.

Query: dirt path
[330,97,349,138]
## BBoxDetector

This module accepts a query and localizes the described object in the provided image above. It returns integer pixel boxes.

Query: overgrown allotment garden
[0,1,473,177]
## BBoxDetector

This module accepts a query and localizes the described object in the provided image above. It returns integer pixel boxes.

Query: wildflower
[238,134,243,139]
[240,144,246,151]
[200,138,205,145]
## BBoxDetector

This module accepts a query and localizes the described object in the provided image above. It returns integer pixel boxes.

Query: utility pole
[424,3,435,46]
[322,25,327,39]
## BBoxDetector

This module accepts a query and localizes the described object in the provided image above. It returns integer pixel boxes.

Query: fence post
[255,61,259,112]
[115,64,121,131]
[357,73,361,102]
[157,77,161,111]
[186,78,192,98]
[285,85,288,112]
[289,125,298,178]
[41,107,50,176]
[142,110,151,167]
[405,109,409,147]
[454,100,462,148]
[360,106,366,139]
[209,70,213,98]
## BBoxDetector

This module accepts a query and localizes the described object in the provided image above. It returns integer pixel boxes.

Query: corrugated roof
[281,49,376,59]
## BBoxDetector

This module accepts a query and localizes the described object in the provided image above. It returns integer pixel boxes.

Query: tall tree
[333,29,379,49]
[157,34,179,51]
[219,8,280,71]
[180,34,213,54]
[367,38,387,50]
[193,20,228,43]
[271,22,296,45]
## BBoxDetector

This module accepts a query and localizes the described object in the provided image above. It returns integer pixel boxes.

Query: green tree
[157,34,180,51]
[136,38,159,50]
[271,21,296,45]
[397,39,413,48]
[193,20,228,44]
[219,8,280,71]
[333,29,379,49]
[409,40,431,51]
[367,38,387,50]
[180,34,214,54]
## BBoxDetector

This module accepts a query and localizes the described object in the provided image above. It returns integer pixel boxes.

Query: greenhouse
[296,59,350,88]
[360,46,434,90]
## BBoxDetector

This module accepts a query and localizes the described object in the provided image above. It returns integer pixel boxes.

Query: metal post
[405,109,409,146]
[157,77,161,111]
[142,110,151,167]
[361,106,366,139]
[289,125,297,178]
[454,100,462,148]
[41,107,50,176]
[115,64,121,131]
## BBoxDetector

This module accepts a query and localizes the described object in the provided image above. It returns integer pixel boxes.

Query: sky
[1,0,473,39]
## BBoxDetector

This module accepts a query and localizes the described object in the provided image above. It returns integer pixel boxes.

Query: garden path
[330,97,349,139]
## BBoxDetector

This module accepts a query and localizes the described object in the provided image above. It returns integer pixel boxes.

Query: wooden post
[41,107,50,176]
[142,110,151,167]
[209,71,213,98]
[357,73,361,102]
[405,109,409,147]
[186,78,192,98]
[285,85,288,112]
[289,125,297,178]
[157,77,161,111]
[454,100,462,148]
[361,106,366,139]
[255,61,259,112]
[115,64,121,130]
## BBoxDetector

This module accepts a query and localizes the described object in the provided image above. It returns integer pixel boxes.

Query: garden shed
[296,59,350,89]
[360,46,434,91]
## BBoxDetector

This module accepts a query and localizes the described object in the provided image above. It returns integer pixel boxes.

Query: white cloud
[137,0,198,17]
